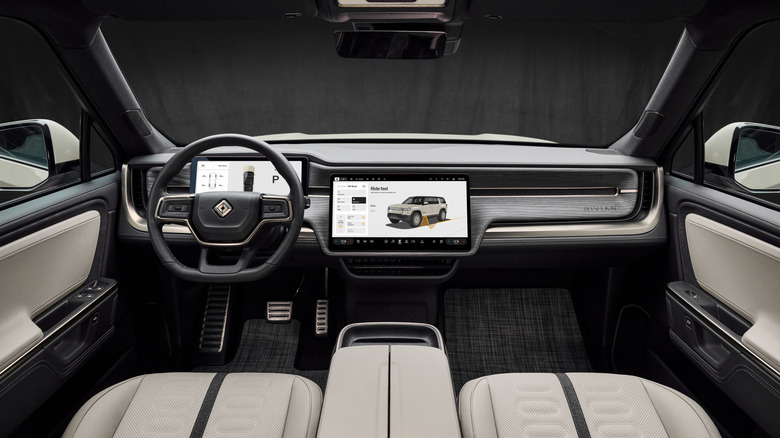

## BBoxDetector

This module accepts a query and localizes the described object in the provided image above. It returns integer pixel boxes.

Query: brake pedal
[315,299,328,336]
[199,286,230,353]
[267,301,293,322]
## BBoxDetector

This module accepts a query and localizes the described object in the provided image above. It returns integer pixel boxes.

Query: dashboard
[119,142,665,277]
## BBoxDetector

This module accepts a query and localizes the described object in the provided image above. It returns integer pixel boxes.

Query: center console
[317,323,461,438]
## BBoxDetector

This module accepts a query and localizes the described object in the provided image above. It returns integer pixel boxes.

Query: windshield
[403,198,416,204]
[102,18,682,146]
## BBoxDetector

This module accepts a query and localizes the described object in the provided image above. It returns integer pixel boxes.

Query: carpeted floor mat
[195,319,329,390]
[444,288,592,392]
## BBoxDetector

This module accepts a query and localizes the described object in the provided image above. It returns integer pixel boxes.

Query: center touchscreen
[330,174,470,251]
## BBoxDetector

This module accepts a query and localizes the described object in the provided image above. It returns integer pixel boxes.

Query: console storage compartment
[337,321,443,348]
[318,323,460,438]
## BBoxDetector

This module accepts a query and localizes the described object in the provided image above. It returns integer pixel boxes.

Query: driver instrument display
[190,157,305,195]
[329,174,470,251]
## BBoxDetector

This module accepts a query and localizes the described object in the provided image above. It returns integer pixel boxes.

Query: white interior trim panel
[685,213,780,372]
[0,210,100,370]
[484,166,662,238]
[390,346,461,438]
[317,346,389,438]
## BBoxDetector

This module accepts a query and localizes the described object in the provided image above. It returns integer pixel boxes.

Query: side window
[693,20,780,205]
[0,18,116,207]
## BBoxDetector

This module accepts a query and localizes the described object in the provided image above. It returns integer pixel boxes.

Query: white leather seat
[459,373,720,438]
[64,372,322,438]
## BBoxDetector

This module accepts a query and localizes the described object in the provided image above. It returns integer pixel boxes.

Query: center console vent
[341,257,456,278]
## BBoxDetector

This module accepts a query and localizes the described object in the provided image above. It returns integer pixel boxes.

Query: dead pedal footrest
[199,286,230,353]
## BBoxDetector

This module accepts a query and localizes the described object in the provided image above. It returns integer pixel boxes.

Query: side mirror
[705,122,780,191]
[0,120,78,189]
[423,201,429,205]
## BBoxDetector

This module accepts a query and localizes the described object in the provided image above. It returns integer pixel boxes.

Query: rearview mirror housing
[335,31,447,59]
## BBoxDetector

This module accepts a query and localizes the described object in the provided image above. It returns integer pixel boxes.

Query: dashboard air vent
[131,168,147,216]
[640,171,654,212]
[145,165,192,197]
[343,257,455,277]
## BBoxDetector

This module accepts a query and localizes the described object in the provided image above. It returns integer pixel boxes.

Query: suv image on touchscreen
[330,175,470,251]
[387,196,448,227]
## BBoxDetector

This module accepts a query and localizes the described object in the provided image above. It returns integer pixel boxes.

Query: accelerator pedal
[315,299,329,336]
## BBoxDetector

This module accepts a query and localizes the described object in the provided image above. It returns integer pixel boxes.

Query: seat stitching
[111,375,145,437]
[294,376,315,438]
[636,378,671,438]
[280,375,296,438]
[486,378,499,438]
[642,379,719,438]
[65,375,143,438]
[63,386,115,438]
[467,380,478,438]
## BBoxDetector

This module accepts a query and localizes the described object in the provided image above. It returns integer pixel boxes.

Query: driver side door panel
[0,174,120,435]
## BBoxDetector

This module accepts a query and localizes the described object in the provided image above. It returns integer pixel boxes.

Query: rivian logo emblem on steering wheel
[213,200,233,218]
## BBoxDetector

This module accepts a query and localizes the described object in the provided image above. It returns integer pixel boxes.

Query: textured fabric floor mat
[196,319,328,390]
[444,288,592,391]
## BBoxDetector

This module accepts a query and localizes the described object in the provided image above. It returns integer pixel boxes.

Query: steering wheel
[147,134,305,283]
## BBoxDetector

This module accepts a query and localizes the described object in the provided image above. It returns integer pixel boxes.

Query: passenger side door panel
[666,176,780,436]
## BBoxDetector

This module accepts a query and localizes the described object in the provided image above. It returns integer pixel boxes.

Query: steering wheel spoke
[154,194,195,225]
[260,195,293,223]
[198,246,259,275]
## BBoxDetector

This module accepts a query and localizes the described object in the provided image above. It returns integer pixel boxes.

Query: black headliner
[3,0,780,160]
